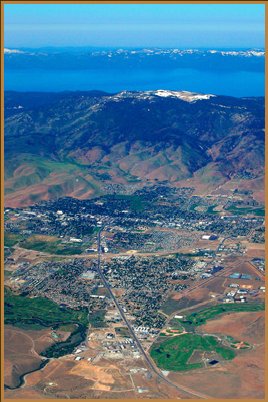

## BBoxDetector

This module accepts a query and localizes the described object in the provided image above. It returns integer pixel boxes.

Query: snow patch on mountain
[208,50,264,57]
[4,48,25,54]
[152,90,216,102]
[110,90,216,103]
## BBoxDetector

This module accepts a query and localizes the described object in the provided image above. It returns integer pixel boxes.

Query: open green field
[20,235,85,255]
[89,310,107,328]
[206,205,219,215]
[190,204,219,215]
[175,250,213,258]
[226,205,265,217]
[57,323,77,333]
[4,233,23,248]
[4,287,88,329]
[180,303,265,327]
[150,333,235,371]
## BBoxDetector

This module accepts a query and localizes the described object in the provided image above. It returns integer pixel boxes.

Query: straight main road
[95,228,209,399]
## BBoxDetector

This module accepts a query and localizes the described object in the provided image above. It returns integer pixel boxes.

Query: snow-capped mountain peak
[109,90,216,103]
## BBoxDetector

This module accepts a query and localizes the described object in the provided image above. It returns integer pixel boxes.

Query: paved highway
[96,228,209,399]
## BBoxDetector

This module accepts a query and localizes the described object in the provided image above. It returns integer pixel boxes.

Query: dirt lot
[4,247,46,273]
[4,388,52,399]
[199,311,264,344]
[5,355,190,399]
[243,241,265,256]
[4,326,55,389]
[169,274,230,313]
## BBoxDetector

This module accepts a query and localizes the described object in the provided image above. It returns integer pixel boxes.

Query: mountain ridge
[4,90,264,207]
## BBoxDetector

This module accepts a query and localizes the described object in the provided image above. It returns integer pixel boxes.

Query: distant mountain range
[4,47,264,72]
[4,90,264,207]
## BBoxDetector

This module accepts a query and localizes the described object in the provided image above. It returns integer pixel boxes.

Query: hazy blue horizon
[5,4,265,48]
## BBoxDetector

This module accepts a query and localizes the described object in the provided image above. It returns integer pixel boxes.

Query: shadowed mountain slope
[4,90,264,207]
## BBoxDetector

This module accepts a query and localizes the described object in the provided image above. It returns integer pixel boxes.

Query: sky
[4,3,265,49]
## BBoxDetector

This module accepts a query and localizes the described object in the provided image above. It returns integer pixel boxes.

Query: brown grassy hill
[5,90,264,206]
